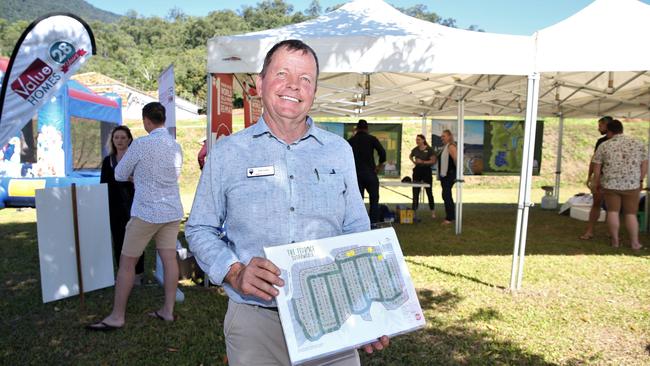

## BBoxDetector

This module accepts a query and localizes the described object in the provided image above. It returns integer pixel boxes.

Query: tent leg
[421,114,427,136]
[510,73,540,290]
[206,74,213,152]
[553,113,564,205]
[455,97,464,235]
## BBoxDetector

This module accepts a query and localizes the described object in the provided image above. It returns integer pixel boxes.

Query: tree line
[0,0,477,108]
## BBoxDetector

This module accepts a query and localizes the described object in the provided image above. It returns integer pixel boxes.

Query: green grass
[2,117,649,364]
[1,199,648,365]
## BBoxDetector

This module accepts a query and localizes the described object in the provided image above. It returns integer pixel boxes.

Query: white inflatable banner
[0,13,95,147]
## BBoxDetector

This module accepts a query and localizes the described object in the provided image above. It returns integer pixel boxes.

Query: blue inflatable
[0,79,122,207]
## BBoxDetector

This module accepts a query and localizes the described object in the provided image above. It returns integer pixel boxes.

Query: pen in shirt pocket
[314,168,319,181]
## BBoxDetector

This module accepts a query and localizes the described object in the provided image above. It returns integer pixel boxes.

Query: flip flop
[579,233,593,240]
[631,245,644,252]
[148,311,175,322]
[85,321,122,332]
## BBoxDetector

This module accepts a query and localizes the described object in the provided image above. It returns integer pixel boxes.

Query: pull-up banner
[211,73,233,137]
[0,13,95,148]
[243,81,262,128]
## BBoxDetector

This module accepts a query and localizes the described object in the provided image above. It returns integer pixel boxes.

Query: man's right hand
[225,258,284,302]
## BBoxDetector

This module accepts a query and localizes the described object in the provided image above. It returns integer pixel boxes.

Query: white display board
[36,184,114,303]
[264,227,425,365]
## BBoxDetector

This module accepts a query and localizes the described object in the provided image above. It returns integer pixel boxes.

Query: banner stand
[70,183,85,308]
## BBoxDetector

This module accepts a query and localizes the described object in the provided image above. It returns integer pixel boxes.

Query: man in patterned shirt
[88,102,183,330]
[592,119,647,250]
[186,40,389,366]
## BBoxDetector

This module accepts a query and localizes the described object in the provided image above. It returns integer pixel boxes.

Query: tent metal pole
[510,73,540,290]
[455,96,464,235]
[206,74,213,152]
[421,113,427,136]
[553,112,564,204]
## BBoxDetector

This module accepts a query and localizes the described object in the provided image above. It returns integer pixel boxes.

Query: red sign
[243,81,262,128]
[211,73,233,137]
[11,58,61,102]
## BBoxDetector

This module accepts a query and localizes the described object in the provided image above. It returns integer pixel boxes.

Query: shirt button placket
[287,146,296,243]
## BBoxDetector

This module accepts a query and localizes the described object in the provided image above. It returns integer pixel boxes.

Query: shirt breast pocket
[229,176,276,220]
[306,167,346,218]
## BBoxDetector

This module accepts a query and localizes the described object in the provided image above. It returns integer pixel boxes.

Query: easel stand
[70,183,85,309]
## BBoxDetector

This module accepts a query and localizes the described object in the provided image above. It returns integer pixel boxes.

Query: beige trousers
[224,299,360,366]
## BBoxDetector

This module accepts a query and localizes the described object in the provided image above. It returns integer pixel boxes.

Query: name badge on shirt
[247,165,275,178]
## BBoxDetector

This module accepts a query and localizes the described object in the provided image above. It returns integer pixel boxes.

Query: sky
[84,0,650,35]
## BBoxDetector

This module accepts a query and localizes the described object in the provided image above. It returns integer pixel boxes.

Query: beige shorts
[121,217,180,257]
[603,188,640,215]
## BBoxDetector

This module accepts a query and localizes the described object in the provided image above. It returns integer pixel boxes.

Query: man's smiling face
[256,46,317,126]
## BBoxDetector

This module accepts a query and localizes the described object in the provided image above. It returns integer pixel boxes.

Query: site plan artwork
[488,121,524,172]
[264,228,425,365]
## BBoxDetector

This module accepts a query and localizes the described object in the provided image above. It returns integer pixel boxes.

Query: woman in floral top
[592,119,648,251]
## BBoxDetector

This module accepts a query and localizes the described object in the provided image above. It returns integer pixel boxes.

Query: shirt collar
[251,116,324,145]
[150,127,168,135]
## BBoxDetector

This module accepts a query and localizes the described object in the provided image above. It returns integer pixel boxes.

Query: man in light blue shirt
[88,102,183,331]
[186,40,389,365]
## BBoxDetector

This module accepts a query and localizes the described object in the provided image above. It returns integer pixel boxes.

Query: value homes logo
[10,58,62,105]
[10,41,88,106]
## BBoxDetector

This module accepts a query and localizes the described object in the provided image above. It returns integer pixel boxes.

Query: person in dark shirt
[347,119,386,223]
[580,116,611,240]
[409,134,437,219]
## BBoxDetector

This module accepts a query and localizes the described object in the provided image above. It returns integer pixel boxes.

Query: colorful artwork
[431,120,485,175]
[483,120,543,175]
[432,119,543,176]
[33,125,65,177]
[317,122,402,178]
[344,124,402,178]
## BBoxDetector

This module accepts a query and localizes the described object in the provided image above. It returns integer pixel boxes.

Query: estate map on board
[264,228,425,365]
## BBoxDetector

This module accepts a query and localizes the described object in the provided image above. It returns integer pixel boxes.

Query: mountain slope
[0,0,121,23]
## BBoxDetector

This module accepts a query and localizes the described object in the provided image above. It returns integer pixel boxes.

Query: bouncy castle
[0,57,122,207]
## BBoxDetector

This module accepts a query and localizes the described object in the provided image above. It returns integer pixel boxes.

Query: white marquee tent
[206,0,650,289]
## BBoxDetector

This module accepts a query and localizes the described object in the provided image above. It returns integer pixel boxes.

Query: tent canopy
[534,0,650,118]
[207,0,650,119]
[208,0,533,118]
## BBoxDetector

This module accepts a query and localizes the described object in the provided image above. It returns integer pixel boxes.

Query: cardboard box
[397,208,414,224]
[570,205,605,222]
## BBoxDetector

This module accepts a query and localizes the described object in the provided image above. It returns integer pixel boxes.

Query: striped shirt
[186,117,370,307]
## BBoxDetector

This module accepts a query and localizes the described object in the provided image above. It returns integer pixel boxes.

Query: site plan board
[264,227,425,365]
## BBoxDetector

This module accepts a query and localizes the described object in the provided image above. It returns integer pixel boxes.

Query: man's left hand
[361,335,390,354]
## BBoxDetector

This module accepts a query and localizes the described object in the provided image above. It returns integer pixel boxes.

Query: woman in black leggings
[438,129,458,225]
[409,134,437,219]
